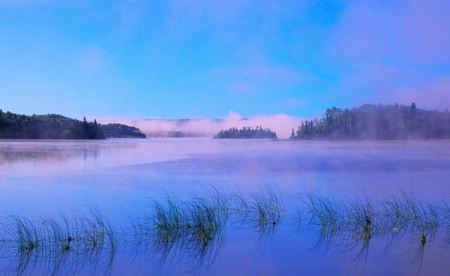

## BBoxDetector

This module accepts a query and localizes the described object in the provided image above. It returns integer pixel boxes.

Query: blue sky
[0,0,449,119]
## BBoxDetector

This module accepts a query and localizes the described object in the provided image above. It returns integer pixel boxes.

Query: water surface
[1,138,450,275]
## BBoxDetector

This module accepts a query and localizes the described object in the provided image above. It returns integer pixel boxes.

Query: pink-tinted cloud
[100,112,304,139]
[388,77,450,110]
[334,0,450,64]
[330,0,450,108]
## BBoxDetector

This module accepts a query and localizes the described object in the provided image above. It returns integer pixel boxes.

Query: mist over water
[1,0,450,274]
[100,113,302,139]
[1,139,450,275]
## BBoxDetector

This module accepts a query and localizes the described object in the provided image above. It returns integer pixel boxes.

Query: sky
[0,0,449,120]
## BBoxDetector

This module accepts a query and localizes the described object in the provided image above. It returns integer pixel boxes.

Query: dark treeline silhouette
[214,126,277,139]
[101,123,146,138]
[291,103,450,140]
[0,109,145,139]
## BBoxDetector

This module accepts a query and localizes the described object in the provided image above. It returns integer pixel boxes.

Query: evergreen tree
[214,126,277,139]
[291,103,450,140]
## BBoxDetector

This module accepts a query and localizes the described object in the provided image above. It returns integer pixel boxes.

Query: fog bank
[101,112,302,139]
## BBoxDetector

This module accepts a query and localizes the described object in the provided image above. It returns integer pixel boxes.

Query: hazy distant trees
[0,109,145,139]
[214,126,277,139]
[291,103,450,140]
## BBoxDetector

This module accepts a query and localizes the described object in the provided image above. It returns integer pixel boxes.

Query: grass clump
[232,189,283,236]
[382,194,439,240]
[12,217,40,255]
[307,195,342,240]
[345,200,377,241]
[188,197,227,249]
[145,190,231,267]
[78,209,117,255]
[252,189,283,231]
[152,197,187,248]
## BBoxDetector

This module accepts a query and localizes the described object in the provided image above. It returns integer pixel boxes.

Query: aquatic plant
[136,191,231,269]
[307,195,343,240]
[0,210,118,276]
[2,191,450,274]
[232,189,283,239]
[381,194,439,240]
[251,189,283,232]
[345,199,377,238]
[12,216,41,255]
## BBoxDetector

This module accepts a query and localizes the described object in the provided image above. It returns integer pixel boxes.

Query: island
[101,123,146,138]
[0,109,146,139]
[214,126,277,139]
[291,103,450,140]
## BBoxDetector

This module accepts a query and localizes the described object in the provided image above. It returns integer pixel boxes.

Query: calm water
[1,138,450,275]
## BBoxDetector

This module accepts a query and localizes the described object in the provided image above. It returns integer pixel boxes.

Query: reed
[2,191,450,274]
[307,195,342,238]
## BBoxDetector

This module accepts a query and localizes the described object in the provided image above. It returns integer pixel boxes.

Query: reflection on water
[2,139,450,274]
[0,211,117,276]
[1,192,450,275]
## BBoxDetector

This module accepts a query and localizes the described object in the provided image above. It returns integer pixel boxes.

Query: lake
[1,138,450,275]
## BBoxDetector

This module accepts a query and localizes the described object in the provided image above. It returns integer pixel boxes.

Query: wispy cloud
[77,46,106,75]
[166,0,304,29]
[226,65,303,84]
[387,77,450,110]
[0,0,52,6]
[331,0,450,107]
[226,82,255,94]
[204,64,309,94]
[283,97,304,108]
[333,0,450,63]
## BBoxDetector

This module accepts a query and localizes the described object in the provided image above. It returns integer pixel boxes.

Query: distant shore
[0,109,146,139]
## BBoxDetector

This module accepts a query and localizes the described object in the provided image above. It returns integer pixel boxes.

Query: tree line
[0,109,145,139]
[291,103,450,140]
[214,126,277,139]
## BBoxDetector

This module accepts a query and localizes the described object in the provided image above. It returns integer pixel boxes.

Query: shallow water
[1,138,450,275]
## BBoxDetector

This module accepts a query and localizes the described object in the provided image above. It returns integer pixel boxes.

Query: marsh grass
[131,190,231,269]
[11,216,41,255]
[303,192,446,263]
[232,189,283,237]
[381,194,440,248]
[0,210,117,275]
[307,195,343,248]
[2,191,450,274]
[339,199,378,260]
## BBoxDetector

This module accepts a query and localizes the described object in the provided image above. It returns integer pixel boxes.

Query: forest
[291,103,450,140]
[101,123,146,138]
[0,109,145,139]
[214,126,277,139]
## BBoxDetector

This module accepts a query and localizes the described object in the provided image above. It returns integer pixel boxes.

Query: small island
[214,126,277,139]
[291,103,450,140]
[101,123,146,138]
[0,109,146,139]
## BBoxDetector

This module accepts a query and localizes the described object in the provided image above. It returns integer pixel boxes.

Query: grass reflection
[2,191,450,274]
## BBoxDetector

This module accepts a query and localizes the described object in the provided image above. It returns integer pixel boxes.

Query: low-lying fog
[100,112,303,139]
